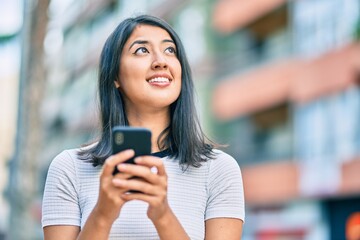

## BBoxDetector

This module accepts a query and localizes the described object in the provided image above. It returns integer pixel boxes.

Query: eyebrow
[128,39,175,50]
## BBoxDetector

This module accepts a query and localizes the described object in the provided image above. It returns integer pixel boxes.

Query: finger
[112,177,155,194]
[134,156,166,176]
[121,190,167,209]
[111,178,131,191]
[113,172,133,180]
[117,164,158,183]
[121,192,157,203]
[102,149,135,176]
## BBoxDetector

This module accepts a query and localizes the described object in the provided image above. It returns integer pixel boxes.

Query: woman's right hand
[93,149,135,224]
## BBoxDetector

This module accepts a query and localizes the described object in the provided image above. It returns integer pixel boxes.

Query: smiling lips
[147,76,172,87]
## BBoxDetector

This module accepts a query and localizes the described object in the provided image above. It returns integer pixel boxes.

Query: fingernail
[126,149,135,154]
[134,157,142,163]
[121,193,130,198]
[150,166,158,174]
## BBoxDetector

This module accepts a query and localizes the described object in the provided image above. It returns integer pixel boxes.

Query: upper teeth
[148,77,170,83]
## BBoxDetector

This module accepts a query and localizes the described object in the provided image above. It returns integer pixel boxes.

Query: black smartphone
[111,126,152,175]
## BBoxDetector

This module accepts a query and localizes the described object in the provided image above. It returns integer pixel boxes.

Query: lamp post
[6,0,49,239]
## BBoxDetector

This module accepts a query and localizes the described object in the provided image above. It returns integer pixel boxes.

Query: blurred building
[3,0,360,239]
[210,0,360,239]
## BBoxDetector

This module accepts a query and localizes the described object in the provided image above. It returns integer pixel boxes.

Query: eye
[165,46,177,55]
[134,47,149,55]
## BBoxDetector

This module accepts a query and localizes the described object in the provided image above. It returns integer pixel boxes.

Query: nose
[151,52,168,70]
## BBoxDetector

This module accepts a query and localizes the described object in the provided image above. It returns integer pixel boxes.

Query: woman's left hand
[112,155,169,222]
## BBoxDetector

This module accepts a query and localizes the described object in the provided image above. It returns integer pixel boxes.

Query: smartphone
[111,126,152,175]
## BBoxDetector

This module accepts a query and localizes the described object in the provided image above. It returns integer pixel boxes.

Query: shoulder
[42,149,85,227]
[47,147,90,177]
[205,149,243,183]
[212,149,237,161]
[45,150,76,181]
[209,149,241,171]
[44,147,97,191]
[205,149,245,221]
[49,148,81,167]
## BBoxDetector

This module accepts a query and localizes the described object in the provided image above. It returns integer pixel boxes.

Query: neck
[126,107,170,153]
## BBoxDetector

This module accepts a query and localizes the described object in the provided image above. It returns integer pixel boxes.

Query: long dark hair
[79,15,215,168]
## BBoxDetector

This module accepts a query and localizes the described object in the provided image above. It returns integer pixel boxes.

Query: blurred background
[1,0,360,239]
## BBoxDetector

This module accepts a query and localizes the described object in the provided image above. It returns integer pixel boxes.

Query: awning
[212,42,360,121]
[212,0,286,34]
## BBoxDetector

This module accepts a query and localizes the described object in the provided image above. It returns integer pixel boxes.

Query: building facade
[3,0,360,239]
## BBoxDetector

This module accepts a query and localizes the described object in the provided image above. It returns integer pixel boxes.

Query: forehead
[126,24,174,44]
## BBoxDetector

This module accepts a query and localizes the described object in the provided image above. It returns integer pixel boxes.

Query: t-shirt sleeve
[205,151,245,222]
[42,150,81,227]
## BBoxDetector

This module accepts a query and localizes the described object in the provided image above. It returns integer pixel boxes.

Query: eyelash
[165,46,177,54]
[133,46,177,55]
[134,47,149,54]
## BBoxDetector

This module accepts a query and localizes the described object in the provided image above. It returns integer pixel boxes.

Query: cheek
[172,60,182,79]
[119,62,144,85]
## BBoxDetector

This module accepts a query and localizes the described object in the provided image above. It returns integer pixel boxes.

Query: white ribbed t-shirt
[42,148,245,239]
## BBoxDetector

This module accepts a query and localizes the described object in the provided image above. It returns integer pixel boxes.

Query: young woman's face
[117,24,182,111]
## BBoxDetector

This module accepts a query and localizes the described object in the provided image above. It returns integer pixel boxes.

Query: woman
[42,15,245,240]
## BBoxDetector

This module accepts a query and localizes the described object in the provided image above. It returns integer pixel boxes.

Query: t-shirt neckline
[151,149,172,158]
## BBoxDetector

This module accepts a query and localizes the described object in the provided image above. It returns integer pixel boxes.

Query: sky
[0,0,22,77]
[0,0,23,36]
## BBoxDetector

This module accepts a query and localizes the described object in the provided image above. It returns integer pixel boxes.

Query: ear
[114,81,120,88]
